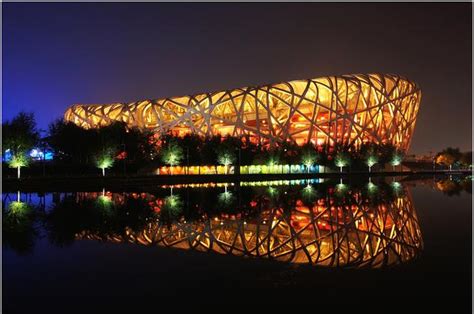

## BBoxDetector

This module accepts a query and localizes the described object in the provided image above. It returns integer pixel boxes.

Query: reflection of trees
[3,200,38,255]
[75,184,423,268]
[435,176,472,196]
[45,192,154,247]
[6,182,423,267]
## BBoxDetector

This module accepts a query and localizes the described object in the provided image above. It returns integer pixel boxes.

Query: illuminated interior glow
[64,73,421,151]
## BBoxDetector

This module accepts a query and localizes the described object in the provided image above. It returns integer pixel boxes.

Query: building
[64,73,421,152]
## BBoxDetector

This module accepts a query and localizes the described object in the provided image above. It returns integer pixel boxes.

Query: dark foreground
[3,175,472,312]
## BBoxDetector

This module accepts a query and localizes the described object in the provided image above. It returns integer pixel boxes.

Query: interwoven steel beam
[65,73,421,151]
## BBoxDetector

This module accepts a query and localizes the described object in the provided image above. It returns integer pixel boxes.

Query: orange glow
[64,74,421,151]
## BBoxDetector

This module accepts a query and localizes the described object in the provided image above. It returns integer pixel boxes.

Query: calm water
[3,175,472,311]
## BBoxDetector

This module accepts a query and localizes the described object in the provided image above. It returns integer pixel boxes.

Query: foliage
[3,201,38,254]
[334,151,350,168]
[8,153,29,169]
[160,139,184,167]
[2,112,40,155]
[391,151,403,166]
[300,143,320,167]
[459,151,472,167]
[47,120,158,165]
[366,155,378,168]
[94,148,116,170]
[216,137,237,166]
[436,147,461,164]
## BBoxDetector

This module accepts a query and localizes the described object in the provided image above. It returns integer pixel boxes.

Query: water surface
[3,175,471,311]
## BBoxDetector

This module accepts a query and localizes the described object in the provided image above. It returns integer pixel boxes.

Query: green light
[218,191,235,206]
[161,142,184,174]
[8,201,29,217]
[267,186,278,196]
[96,195,114,211]
[218,152,235,166]
[335,183,347,195]
[367,156,378,167]
[391,181,402,193]
[8,154,29,178]
[165,195,182,210]
[334,153,349,169]
[9,154,28,168]
[391,154,402,166]
[368,182,377,193]
[301,152,317,172]
[98,156,114,169]
[302,184,316,201]
[95,151,115,176]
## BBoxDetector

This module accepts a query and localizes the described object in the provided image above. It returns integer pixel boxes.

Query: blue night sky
[3,3,472,154]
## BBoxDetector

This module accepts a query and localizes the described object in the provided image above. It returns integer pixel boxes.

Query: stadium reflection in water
[63,180,424,268]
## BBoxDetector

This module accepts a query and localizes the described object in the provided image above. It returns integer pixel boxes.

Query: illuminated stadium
[64,73,421,152]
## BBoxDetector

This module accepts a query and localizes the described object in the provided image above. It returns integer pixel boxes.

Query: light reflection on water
[2,176,471,268]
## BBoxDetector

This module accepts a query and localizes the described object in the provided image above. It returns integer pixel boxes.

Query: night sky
[3,3,472,155]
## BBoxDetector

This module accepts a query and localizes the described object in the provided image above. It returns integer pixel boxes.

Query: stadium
[64,73,421,152]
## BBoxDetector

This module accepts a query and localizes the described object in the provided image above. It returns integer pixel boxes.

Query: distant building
[64,73,421,152]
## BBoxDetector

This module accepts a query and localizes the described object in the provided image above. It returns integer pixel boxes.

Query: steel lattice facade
[64,73,421,151]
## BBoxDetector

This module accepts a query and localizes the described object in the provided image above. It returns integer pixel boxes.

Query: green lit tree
[334,151,350,173]
[160,140,184,175]
[8,152,29,179]
[390,152,403,171]
[301,150,319,173]
[94,149,115,176]
[366,155,378,173]
[217,150,236,174]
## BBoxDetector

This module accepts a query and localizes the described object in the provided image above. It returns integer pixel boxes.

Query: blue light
[2,149,12,162]
[27,147,55,161]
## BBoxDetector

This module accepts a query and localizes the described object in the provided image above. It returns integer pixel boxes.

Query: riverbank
[3,170,471,192]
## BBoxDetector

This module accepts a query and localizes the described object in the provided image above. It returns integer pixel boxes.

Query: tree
[366,155,378,172]
[94,148,116,176]
[217,148,236,175]
[160,140,184,174]
[8,153,29,179]
[436,147,462,171]
[390,151,404,171]
[2,112,40,155]
[460,151,472,169]
[334,151,350,173]
[47,119,96,163]
[300,144,320,173]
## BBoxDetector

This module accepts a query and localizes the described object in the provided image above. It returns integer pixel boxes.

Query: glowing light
[65,74,421,152]
[367,155,378,172]
[391,154,403,167]
[368,182,377,193]
[95,153,114,176]
[8,154,29,179]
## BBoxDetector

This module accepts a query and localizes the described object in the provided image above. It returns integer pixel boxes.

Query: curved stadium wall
[64,73,421,152]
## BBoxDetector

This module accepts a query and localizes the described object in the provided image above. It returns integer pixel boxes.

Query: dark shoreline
[3,170,471,192]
